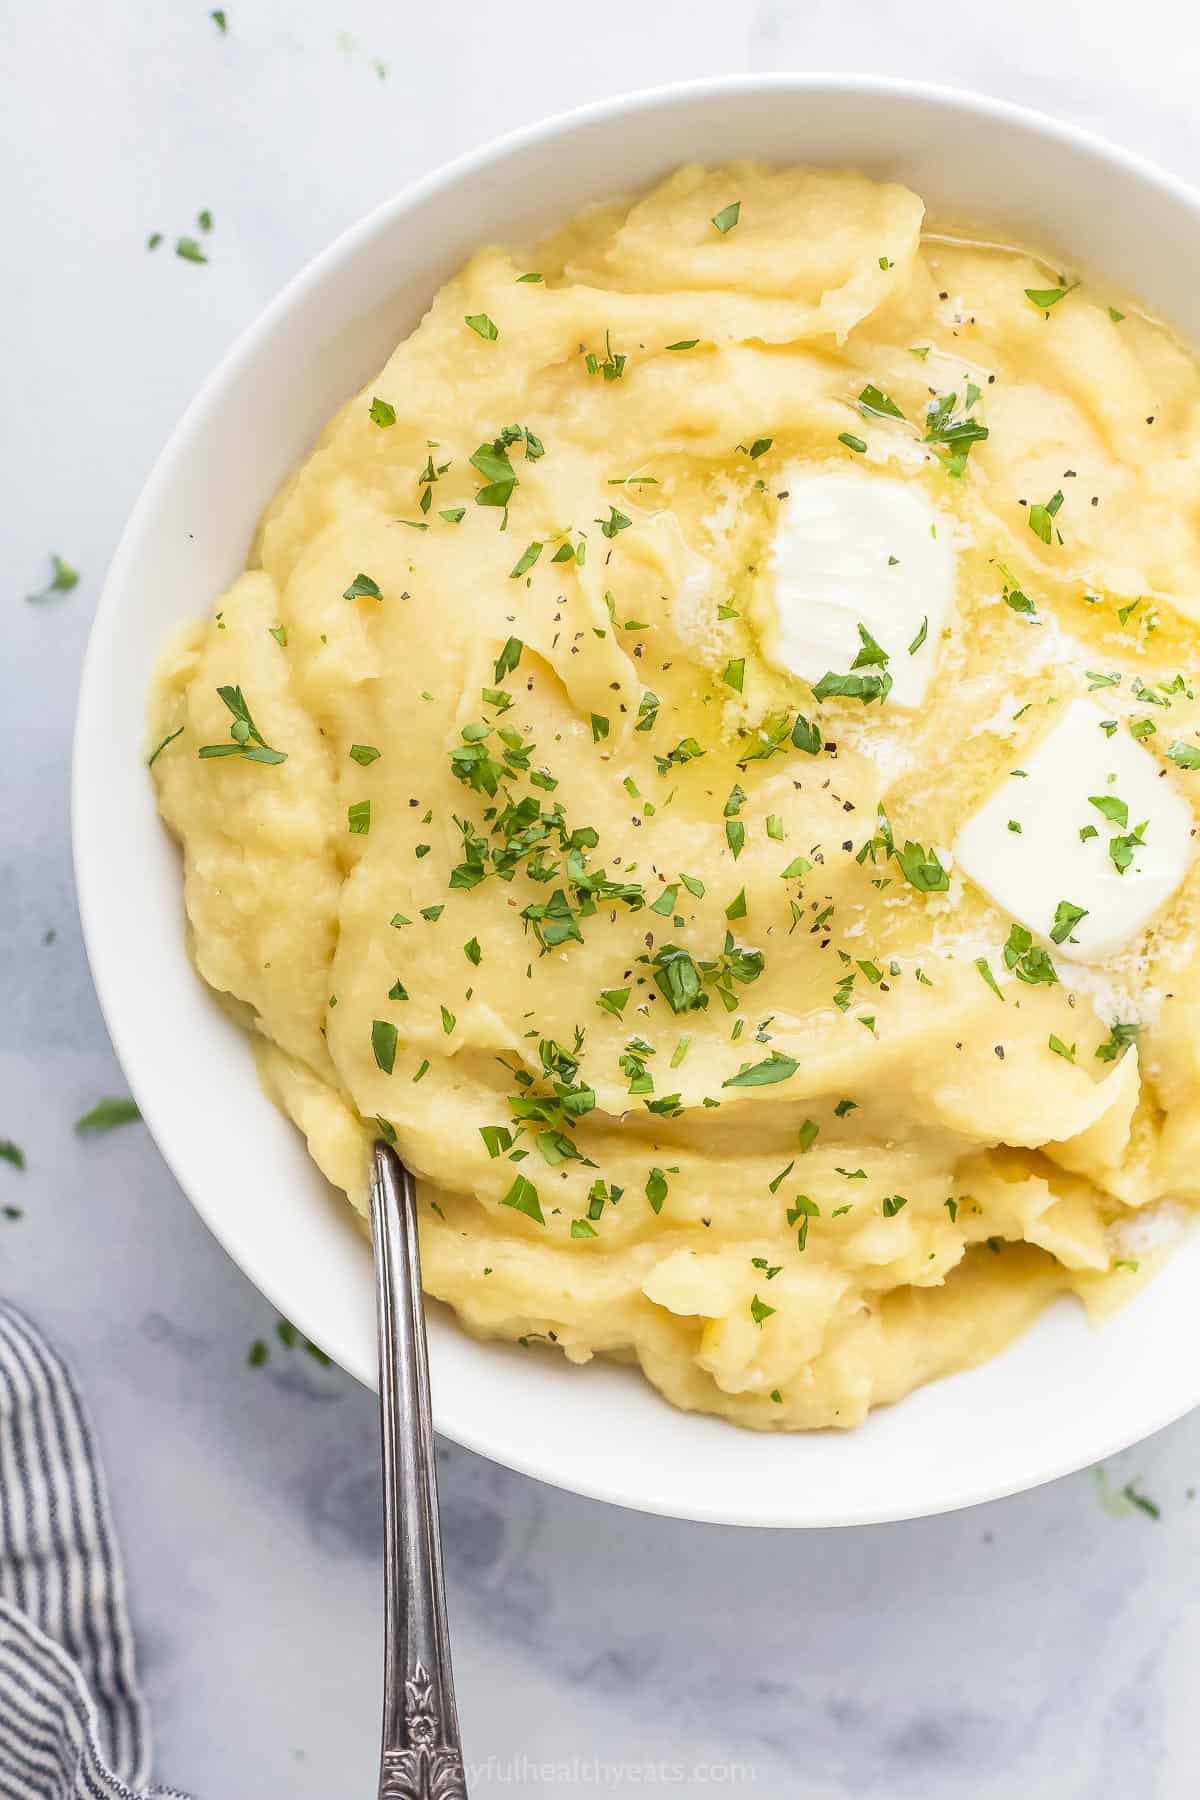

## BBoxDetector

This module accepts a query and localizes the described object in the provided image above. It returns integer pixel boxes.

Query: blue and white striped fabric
[0,1303,188,1800]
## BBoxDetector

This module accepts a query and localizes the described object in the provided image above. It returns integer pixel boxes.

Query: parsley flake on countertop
[75,1097,141,1135]
[0,1141,26,1171]
[175,236,207,264]
[27,554,79,602]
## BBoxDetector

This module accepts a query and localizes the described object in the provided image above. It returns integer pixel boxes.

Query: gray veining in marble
[4,2,1200,1793]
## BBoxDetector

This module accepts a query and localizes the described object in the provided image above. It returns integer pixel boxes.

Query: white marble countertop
[6,2,1200,1794]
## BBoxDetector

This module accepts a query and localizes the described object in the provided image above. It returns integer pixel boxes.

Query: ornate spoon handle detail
[370,1142,468,1800]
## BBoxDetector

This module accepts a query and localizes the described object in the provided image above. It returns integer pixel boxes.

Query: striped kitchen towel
[0,1302,188,1800]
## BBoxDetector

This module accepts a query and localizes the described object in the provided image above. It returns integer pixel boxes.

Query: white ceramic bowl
[74,75,1200,1527]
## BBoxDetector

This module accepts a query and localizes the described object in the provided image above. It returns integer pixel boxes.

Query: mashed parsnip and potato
[149,164,1200,1429]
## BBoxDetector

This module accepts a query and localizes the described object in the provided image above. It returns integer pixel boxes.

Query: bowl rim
[73,70,1200,1527]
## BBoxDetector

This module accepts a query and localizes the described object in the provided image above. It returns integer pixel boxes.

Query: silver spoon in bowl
[369,1140,469,1799]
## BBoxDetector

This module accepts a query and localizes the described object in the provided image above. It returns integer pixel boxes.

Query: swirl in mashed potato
[149,164,1200,1429]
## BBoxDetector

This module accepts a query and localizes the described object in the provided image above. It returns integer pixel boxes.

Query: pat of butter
[763,470,956,709]
[954,698,1193,962]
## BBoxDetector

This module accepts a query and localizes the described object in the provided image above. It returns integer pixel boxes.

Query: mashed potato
[148,164,1200,1429]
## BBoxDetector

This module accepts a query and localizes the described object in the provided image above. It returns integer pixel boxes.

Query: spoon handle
[370,1141,468,1800]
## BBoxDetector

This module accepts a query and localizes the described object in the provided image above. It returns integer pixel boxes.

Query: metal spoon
[370,1141,469,1799]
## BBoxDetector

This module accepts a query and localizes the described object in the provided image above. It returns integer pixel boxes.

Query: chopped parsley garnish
[175,237,207,264]
[894,840,949,893]
[596,988,630,1019]
[645,1168,669,1214]
[797,1119,819,1154]
[1003,923,1058,985]
[1096,1021,1140,1063]
[369,396,396,427]
[711,201,740,233]
[510,541,542,579]
[666,339,699,350]
[655,736,704,774]
[722,1051,798,1089]
[210,8,227,28]
[596,505,631,539]
[857,384,904,422]
[837,432,867,454]
[349,743,380,766]
[347,800,371,835]
[197,686,287,765]
[1048,1034,1076,1062]
[907,617,928,655]
[644,934,763,1016]
[583,331,626,380]
[494,636,524,681]
[881,1194,908,1217]
[1090,794,1128,826]
[812,623,892,705]
[147,725,183,767]
[371,1020,398,1074]
[1024,280,1078,310]
[722,658,746,694]
[1167,741,1200,769]
[74,1097,141,1135]
[465,313,499,340]
[1028,489,1064,545]
[1050,899,1087,943]
[975,957,1004,1000]
[0,1141,26,1171]
[1109,822,1147,875]
[470,425,542,510]
[343,572,382,601]
[500,1174,544,1224]
[749,1294,775,1325]
[746,438,772,459]
[922,392,988,474]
